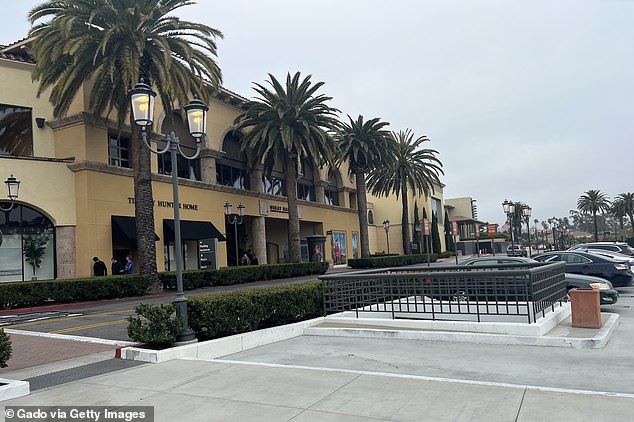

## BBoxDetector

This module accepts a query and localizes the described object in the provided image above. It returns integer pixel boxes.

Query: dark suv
[569,242,634,257]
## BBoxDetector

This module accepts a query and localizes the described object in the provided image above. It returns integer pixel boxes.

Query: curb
[4,329,137,347]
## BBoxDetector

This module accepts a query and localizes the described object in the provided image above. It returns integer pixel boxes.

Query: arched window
[297,158,316,202]
[0,204,55,282]
[324,169,341,206]
[159,112,201,180]
[217,131,249,190]
[368,210,375,225]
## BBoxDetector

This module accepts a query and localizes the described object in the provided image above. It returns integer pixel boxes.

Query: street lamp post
[382,220,390,255]
[502,199,515,254]
[129,80,208,344]
[0,175,20,212]
[522,205,532,258]
[224,201,245,266]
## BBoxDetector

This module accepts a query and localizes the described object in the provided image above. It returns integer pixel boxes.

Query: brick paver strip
[0,333,113,373]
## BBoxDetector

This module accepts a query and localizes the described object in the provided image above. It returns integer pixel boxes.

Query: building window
[216,163,249,189]
[0,204,55,282]
[432,197,442,219]
[298,183,315,201]
[263,175,286,197]
[0,103,33,157]
[159,112,201,181]
[368,210,375,225]
[108,134,130,168]
[324,189,339,206]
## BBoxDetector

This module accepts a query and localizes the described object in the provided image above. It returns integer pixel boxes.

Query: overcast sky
[2,1,633,226]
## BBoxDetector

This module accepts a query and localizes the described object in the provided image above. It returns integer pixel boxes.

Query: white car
[506,244,527,257]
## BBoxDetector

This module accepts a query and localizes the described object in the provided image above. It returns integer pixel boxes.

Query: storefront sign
[128,197,198,211]
[198,238,216,270]
[487,224,497,237]
[270,205,288,213]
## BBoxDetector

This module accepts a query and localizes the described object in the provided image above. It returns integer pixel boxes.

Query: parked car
[533,251,633,287]
[462,257,618,304]
[564,273,618,305]
[506,244,527,257]
[568,242,634,257]
[581,249,634,268]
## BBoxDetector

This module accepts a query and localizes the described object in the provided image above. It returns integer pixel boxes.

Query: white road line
[203,358,634,399]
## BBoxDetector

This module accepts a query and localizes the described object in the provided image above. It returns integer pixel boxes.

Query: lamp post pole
[383,220,390,255]
[502,199,515,254]
[129,80,208,344]
[224,202,245,266]
[522,205,532,258]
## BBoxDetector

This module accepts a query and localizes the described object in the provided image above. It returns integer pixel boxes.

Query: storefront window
[0,204,55,282]
[332,231,347,265]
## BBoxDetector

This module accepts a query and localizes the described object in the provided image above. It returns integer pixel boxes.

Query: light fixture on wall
[35,118,46,128]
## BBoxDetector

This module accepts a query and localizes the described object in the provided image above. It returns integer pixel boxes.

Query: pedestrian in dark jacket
[124,255,134,275]
[111,257,124,275]
[93,257,107,276]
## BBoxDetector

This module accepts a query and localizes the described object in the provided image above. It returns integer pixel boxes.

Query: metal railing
[320,262,567,324]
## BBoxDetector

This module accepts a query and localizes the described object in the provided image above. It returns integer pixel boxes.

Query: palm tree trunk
[593,211,598,242]
[628,213,634,237]
[355,169,370,258]
[401,178,411,254]
[130,116,160,291]
[286,159,301,263]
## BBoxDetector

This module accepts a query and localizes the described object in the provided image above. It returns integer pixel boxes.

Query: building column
[200,148,223,185]
[249,164,264,193]
[251,216,267,265]
[315,181,326,204]
[56,226,76,279]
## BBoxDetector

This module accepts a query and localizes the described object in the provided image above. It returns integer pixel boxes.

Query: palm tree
[611,199,626,241]
[337,115,392,258]
[367,129,443,254]
[615,192,634,236]
[577,190,611,242]
[28,0,223,290]
[234,72,339,262]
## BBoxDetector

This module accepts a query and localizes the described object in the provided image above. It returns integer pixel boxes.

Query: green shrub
[0,276,149,310]
[188,281,323,341]
[160,262,328,290]
[127,303,184,348]
[348,254,438,269]
[0,328,11,368]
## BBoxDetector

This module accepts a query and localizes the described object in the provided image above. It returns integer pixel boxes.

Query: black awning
[112,216,159,243]
[163,219,226,242]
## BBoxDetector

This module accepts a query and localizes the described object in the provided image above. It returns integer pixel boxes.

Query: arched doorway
[0,203,55,282]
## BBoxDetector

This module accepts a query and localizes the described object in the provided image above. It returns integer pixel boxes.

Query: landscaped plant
[127,304,184,348]
[0,328,12,368]
[22,230,49,279]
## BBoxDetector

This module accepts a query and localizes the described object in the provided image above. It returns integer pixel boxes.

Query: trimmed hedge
[0,328,11,368]
[188,281,323,341]
[0,276,150,310]
[160,262,329,290]
[348,254,439,269]
[127,303,184,348]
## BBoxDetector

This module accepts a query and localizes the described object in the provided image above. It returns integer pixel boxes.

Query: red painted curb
[115,344,144,359]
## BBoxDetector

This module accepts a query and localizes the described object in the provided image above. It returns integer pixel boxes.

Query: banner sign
[452,221,458,236]
[424,219,430,236]
[487,224,497,237]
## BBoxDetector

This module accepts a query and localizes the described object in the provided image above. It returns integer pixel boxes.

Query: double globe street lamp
[224,201,245,266]
[129,80,208,344]
[502,199,516,254]
[382,220,390,255]
[522,205,532,257]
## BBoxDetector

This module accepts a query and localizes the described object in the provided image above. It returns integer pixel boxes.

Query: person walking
[123,255,134,274]
[92,257,107,276]
[111,257,124,275]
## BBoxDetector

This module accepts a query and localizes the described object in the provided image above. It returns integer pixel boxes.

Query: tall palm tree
[28,0,223,290]
[367,129,443,254]
[610,199,626,241]
[234,72,339,262]
[615,192,634,235]
[577,189,611,242]
[337,115,392,258]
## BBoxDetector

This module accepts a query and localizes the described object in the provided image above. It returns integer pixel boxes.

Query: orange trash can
[569,288,602,329]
